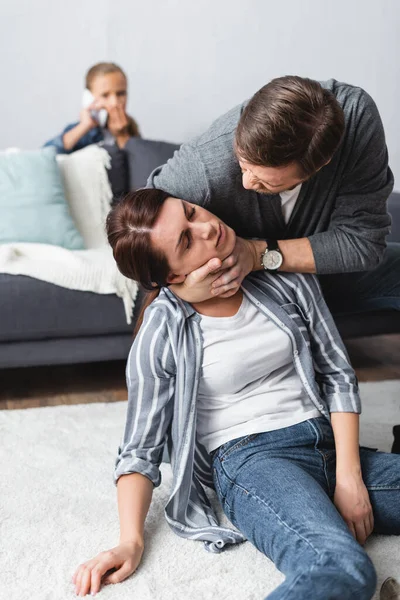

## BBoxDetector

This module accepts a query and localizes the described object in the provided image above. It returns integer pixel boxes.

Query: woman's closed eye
[185,206,196,250]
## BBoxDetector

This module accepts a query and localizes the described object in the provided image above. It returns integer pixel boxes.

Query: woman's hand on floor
[334,473,374,546]
[72,538,144,596]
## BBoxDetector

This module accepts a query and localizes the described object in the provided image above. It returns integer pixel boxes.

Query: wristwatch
[261,240,283,271]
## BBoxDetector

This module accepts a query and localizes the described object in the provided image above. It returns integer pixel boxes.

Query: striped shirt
[114,272,360,553]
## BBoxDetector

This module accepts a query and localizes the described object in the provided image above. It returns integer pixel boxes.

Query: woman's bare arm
[117,472,154,543]
[330,412,374,545]
[73,472,153,596]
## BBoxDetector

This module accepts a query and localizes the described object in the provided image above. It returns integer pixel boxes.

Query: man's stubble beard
[255,188,280,196]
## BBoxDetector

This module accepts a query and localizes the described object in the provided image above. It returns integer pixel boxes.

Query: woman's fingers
[349,511,374,546]
[102,562,134,586]
[74,565,85,595]
[90,563,116,596]
[72,542,142,596]
[354,519,368,545]
[368,511,374,534]
[78,566,92,596]
[347,520,357,540]
[73,556,115,597]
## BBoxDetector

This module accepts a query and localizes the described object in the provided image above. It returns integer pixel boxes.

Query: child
[44,62,140,153]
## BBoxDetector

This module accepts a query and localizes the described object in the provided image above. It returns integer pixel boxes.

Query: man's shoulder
[319,79,377,117]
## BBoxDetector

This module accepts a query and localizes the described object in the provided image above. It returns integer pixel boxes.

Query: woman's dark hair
[106,188,171,334]
[235,75,345,178]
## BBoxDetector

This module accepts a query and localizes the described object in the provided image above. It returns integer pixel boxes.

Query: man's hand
[334,473,374,545]
[170,238,260,303]
[210,237,259,298]
[170,258,223,303]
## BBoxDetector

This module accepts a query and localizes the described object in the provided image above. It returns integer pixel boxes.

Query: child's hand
[79,104,100,131]
[72,539,144,597]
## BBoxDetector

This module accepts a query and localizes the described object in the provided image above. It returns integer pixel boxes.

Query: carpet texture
[1,380,400,600]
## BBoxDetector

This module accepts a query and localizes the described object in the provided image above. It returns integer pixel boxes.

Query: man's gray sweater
[149,79,394,274]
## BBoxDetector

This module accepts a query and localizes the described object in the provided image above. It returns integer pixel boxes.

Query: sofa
[0,139,399,369]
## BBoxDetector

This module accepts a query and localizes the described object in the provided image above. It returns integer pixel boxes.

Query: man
[148,76,398,318]
[147,77,400,599]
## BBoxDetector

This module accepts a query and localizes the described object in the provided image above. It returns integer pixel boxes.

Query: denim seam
[367,485,400,490]
[213,466,225,502]
[279,550,370,600]
[213,466,233,518]
[306,418,333,496]
[219,461,322,558]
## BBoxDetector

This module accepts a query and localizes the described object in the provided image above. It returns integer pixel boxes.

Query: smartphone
[82,89,108,128]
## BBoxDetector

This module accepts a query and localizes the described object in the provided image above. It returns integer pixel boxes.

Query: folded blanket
[0,244,138,323]
[0,145,138,324]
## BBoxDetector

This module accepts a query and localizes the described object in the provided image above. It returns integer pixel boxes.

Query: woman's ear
[166,272,186,284]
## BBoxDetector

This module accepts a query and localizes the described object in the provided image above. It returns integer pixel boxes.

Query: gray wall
[1,0,399,188]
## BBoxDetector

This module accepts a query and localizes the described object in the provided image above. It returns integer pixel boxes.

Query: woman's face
[90,72,128,111]
[150,198,236,283]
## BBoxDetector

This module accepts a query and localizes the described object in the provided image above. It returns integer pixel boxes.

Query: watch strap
[266,239,279,252]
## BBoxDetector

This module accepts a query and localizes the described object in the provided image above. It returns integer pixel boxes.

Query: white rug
[1,381,400,600]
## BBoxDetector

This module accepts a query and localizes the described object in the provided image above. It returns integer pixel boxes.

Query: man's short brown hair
[235,76,345,178]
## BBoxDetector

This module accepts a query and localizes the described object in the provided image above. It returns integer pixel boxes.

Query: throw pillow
[57,145,114,249]
[0,147,84,249]
[124,137,180,191]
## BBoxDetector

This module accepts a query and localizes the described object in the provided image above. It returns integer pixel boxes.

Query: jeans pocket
[219,433,260,462]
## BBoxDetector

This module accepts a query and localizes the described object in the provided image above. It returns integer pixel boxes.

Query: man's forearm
[278,238,316,273]
[249,237,316,273]
[330,412,361,477]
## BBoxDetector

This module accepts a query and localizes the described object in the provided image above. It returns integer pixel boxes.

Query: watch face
[263,249,283,270]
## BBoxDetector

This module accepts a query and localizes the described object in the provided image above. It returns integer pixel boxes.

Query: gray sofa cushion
[0,274,134,343]
[388,192,400,242]
[124,137,180,191]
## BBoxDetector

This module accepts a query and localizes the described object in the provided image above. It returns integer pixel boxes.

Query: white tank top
[197,294,321,453]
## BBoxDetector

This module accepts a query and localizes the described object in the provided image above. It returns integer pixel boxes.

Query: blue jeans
[211,417,400,600]
[319,242,400,315]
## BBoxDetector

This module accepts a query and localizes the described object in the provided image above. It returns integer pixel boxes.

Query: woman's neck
[191,289,243,318]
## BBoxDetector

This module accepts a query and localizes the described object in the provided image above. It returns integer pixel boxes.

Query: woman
[73,189,400,599]
[44,62,140,153]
